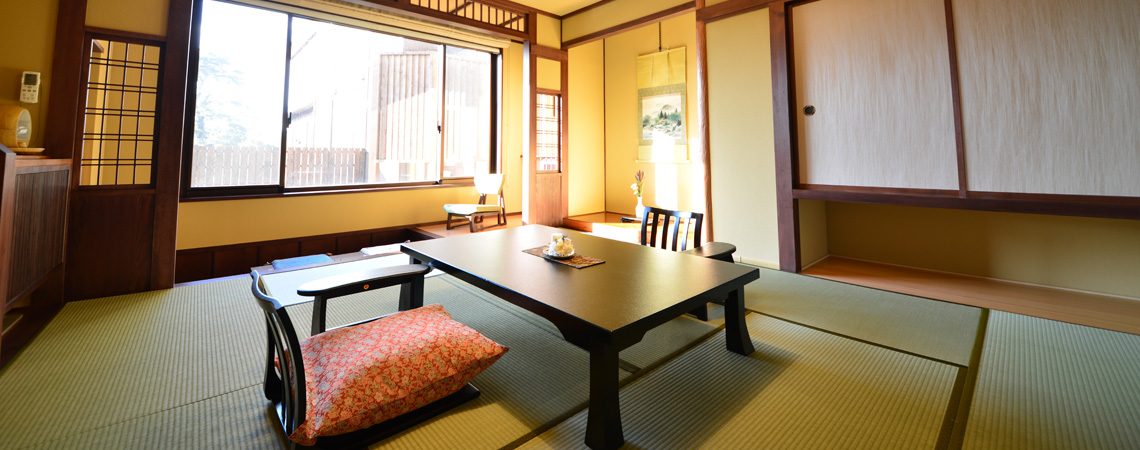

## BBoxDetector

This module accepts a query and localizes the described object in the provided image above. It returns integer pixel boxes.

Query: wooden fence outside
[191,145,369,188]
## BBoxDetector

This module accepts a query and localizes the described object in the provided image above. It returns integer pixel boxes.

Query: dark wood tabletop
[401,224,757,348]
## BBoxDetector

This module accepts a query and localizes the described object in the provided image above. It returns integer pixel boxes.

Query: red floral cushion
[289,304,507,445]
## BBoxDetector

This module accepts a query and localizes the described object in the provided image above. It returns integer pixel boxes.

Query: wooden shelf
[803,256,1140,335]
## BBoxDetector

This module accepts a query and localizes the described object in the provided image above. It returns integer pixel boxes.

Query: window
[187,0,499,195]
[535,92,561,172]
[79,35,163,186]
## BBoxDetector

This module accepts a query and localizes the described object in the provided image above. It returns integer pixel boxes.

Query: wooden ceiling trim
[561,1,697,49]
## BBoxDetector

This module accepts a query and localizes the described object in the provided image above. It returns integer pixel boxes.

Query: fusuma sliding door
[791,0,959,191]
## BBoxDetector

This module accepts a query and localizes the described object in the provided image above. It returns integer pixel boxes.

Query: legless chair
[443,173,506,233]
[250,266,506,448]
[640,207,739,321]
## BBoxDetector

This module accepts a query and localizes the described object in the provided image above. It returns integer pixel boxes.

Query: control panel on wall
[20,71,41,103]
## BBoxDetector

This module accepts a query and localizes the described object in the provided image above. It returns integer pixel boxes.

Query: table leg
[311,296,327,335]
[585,340,624,450]
[398,277,425,311]
[725,287,755,355]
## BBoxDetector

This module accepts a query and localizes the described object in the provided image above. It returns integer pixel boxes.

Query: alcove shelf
[802,256,1140,335]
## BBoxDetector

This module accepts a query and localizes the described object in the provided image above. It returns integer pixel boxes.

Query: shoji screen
[792,0,958,190]
[954,0,1140,197]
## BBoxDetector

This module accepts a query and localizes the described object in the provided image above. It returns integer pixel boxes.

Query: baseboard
[174,225,435,284]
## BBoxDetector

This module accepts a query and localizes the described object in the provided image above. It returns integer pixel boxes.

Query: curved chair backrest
[640,207,704,252]
[474,173,504,196]
[250,271,308,437]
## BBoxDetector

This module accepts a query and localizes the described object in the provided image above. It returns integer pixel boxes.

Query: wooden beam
[697,0,781,23]
[523,14,539,224]
[770,2,800,272]
[943,0,968,198]
[44,0,87,160]
[695,0,714,242]
[533,45,568,61]
[562,2,697,50]
[152,0,196,290]
[793,187,1140,221]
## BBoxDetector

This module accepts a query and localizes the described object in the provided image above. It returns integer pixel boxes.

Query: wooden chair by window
[443,173,506,233]
[250,265,506,447]
[639,207,739,321]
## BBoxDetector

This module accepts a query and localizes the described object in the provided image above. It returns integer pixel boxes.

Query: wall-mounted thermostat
[21,71,41,103]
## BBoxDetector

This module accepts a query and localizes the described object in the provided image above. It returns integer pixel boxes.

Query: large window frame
[180,0,502,199]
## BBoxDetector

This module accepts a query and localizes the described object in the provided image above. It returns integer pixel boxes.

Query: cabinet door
[792,0,958,190]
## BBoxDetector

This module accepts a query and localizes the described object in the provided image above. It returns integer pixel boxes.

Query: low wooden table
[401,225,758,450]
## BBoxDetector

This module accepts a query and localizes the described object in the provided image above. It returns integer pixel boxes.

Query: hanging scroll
[636,47,688,163]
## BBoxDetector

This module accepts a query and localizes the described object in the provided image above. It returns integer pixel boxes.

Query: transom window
[186,0,498,196]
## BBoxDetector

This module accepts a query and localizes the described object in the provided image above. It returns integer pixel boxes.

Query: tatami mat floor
[2,265,1139,449]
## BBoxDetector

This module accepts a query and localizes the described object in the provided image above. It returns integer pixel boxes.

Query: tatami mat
[23,386,281,450]
[744,265,981,365]
[0,272,724,449]
[519,313,959,449]
[962,311,1140,449]
[0,281,264,448]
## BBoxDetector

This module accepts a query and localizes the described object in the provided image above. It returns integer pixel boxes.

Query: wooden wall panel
[954,0,1140,197]
[65,192,155,301]
[534,173,563,226]
[792,0,958,190]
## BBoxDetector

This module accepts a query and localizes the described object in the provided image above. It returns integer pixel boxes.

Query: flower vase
[635,197,645,220]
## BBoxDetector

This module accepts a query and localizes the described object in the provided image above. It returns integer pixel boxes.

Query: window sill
[179,180,476,202]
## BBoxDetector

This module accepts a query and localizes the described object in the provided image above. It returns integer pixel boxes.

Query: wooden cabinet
[1,151,70,367]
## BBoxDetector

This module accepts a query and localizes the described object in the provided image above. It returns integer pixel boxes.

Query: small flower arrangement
[630,170,645,198]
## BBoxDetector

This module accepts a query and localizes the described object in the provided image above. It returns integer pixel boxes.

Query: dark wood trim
[562,2,698,50]
[533,44,569,61]
[793,188,1140,220]
[695,0,714,242]
[174,224,439,283]
[561,0,620,20]
[83,26,166,43]
[471,0,534,16]
[943,0,968,197]
[180,179,477,202]
[153,0,196,290]
[180,0,204,199]
[0,147,17,319]
[561,50,570,223]
[523,13,539,224]
[353,0,529,41]
[799,183,960,197]
[43,0,88,160]
[696,0,782,23]
[770,3,799,272]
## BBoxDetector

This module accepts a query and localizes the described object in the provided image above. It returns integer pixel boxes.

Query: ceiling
[508,0,603,17]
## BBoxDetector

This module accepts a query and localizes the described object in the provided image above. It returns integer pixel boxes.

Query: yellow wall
[536,13,561,48]
[0,0,59,148]
[537,58,561,90]
[603,13,700,216]
[562,0,691,42]
[87,0,169,36]
[826,203,1140,298]
[567,40,606,215]
[705,8,780,266]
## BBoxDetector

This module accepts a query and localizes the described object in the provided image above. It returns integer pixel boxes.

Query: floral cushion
[289,304,507,445]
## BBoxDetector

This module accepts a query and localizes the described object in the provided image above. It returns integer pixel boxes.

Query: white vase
[635,197,645,219]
